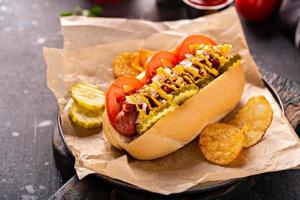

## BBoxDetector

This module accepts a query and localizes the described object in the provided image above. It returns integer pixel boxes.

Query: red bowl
[183,0,234,10]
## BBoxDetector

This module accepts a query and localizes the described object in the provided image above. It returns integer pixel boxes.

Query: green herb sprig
[60,5,103,17]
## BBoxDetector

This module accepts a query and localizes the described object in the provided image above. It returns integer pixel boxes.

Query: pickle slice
[218,54,241,74]
[69,102,102,129]
[195,75,214,88]
[137,103,178,134]
[173,85,199,105]
[71,82,105,112]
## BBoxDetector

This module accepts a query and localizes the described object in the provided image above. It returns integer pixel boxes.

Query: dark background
[0,0,299,199]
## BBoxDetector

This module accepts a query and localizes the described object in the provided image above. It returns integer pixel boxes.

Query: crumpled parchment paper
[44,7,300,194]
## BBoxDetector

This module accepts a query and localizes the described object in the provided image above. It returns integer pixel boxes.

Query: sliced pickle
[173,85,199,105]
[69,102,102,129]
[218,54,241,74]
[137,103,178,134]
[195,75,214,88]
[71,82,105,112]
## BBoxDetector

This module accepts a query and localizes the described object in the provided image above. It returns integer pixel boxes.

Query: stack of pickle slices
[69,82,105,128]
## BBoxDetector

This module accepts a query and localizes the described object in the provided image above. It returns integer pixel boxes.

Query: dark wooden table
[0,0,299,199]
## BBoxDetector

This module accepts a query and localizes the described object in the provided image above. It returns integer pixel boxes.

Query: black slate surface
[0,0,299,199]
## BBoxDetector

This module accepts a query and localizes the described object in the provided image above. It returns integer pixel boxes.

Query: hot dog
[103,35,245,160]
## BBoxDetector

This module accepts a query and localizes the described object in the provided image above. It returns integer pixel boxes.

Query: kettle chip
[228,96,273,148]
[199,123,244,165]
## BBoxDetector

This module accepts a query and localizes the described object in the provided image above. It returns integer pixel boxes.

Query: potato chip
[228,96,273,148]
[112,52,143,78]
[199,123,244,165]
[139,48,154,66]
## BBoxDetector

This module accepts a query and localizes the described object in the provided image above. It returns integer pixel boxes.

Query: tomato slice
[175,35,217,61]
[105,76,144,124]
[145,51,178,81]
[114,76,144,92]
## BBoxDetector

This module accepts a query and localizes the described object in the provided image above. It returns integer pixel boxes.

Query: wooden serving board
[50,69,300,199]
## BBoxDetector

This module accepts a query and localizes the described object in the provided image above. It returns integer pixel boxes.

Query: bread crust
[103,62,244,160]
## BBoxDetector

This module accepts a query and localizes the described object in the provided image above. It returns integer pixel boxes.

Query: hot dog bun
[103,61,244,160]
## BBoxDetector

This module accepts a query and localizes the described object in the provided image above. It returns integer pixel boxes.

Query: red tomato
[114,76,144,92]
[105,76,144,124]
[175,35,216,61]
[145,51,178,81]
[235,0,278,22]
